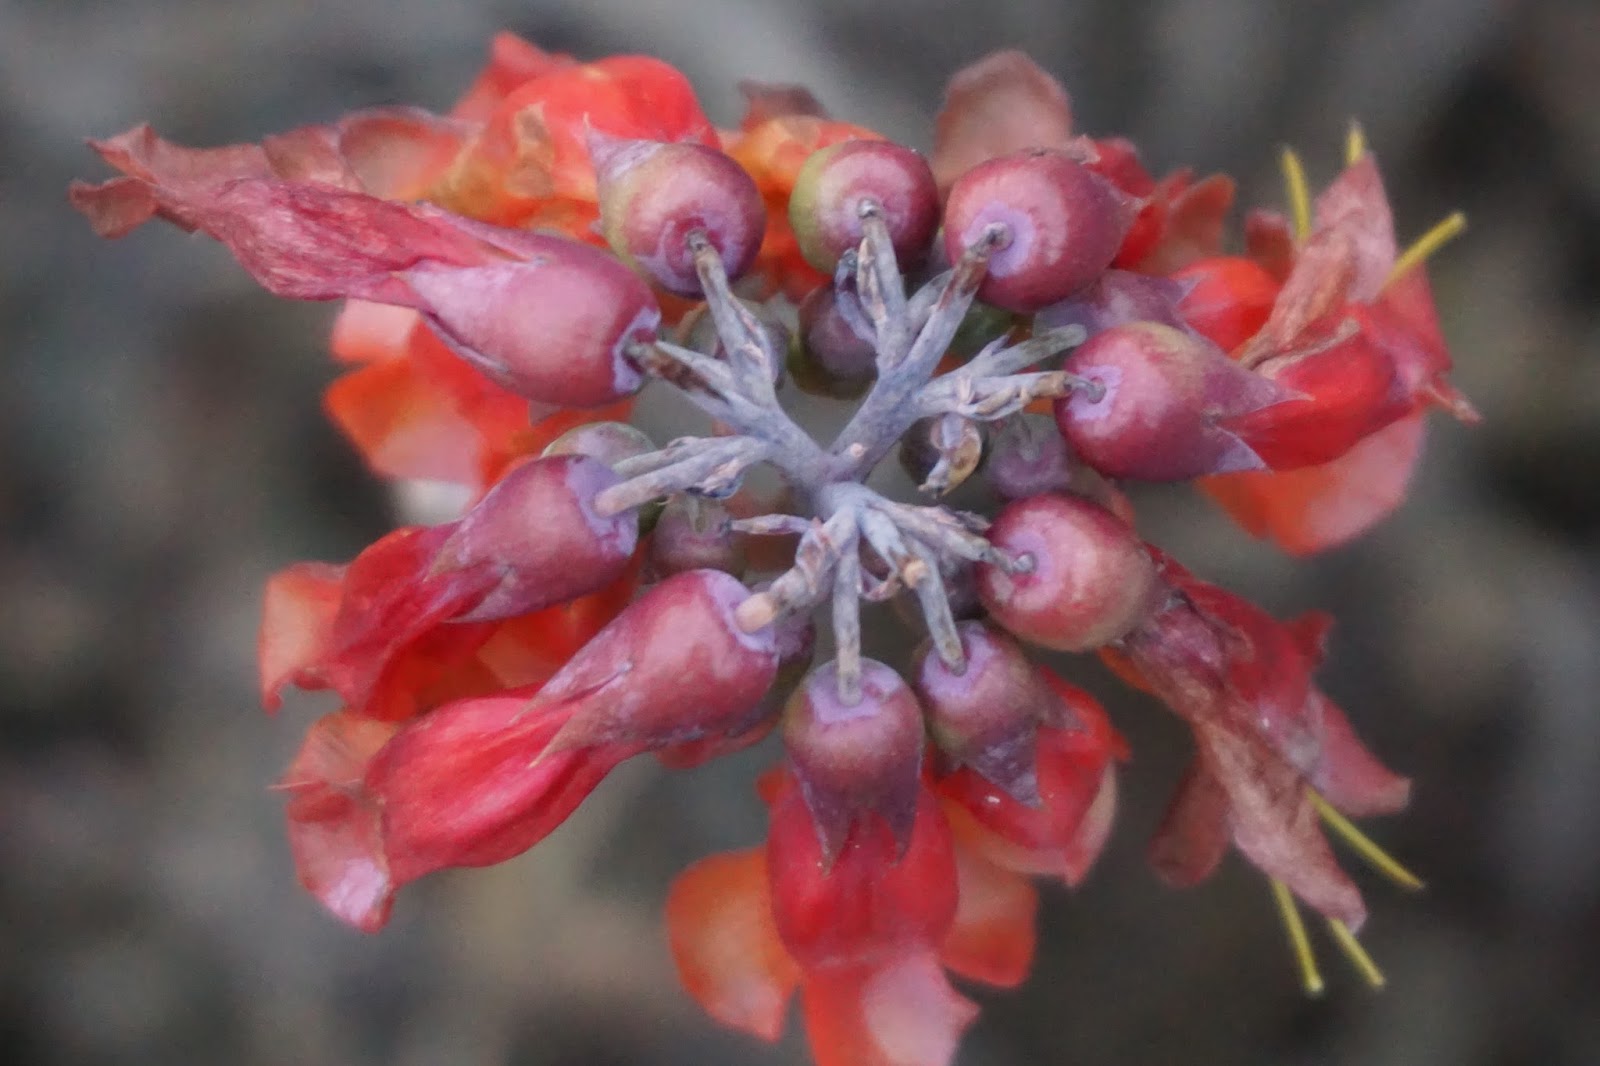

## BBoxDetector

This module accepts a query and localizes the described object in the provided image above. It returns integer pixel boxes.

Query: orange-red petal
[666,848,801,1041]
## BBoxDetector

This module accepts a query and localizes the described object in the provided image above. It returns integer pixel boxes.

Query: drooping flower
[1103,550,1415,938]
[1183,137,1478,552]
[668,770,1038,1066]
[280,568,782,931]
[259,455,641,720]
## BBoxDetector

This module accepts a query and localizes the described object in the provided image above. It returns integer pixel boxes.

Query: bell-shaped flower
[1103,550,1411,928]
[920,626,1128,885]
[667,770,1037,1066]
[260,455,640,719]
[72,133,662,410]
[278,569,781,931]
[1181,146,1478,552]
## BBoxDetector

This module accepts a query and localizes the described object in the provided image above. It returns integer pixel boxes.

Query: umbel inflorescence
[72,39,1476,1066]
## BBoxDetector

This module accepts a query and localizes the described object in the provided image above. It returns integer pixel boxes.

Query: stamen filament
[1280,147,1313,241]
[1386,211,1467,288]
[1309,792,1425,891]
[1345,121,1367,166]
[1270,879,1325,996]
[1327,920,1386,989]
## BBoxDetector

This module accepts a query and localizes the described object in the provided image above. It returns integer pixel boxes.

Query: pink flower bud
[434,455,638,622]
[782,660,926,862]
[913,622,1070,804]
[789,140,940,271]
[594,137,765,295]
[1035,268,1189,340]
[977,493,1157,651]
[401,232,660,409]
[538,569,781,751]
[943,148,1134,312]
[649,496,748,578]
[1054,321,1288,480]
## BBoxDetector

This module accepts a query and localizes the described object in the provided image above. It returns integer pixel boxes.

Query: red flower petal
[768,777,958,972]
[1199,412,1426,554]
[259,562,345,711]
[1148,758,1231,888]
[276,711,400,932]
[365,691,623,883]
[666,848,801,1041]
[939,841,1038,989]
[802,954,978,1066]
[1193,718,1367,929]
[449,32,576,124]
[931,50,1074,190]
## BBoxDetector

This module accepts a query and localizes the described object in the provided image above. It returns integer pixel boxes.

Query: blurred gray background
[4,0,1599,1063]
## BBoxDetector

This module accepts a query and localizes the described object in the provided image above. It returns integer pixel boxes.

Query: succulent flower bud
[1034,268,1189,340]
[789,140,940,271]
[977,493,1157,651]
[984,415,1075,501]
[790,283,878,398]
[783,659,926,861]
[406,234,660,410]
[1054,321,1288,480]
[541,569,781,752]
[943,148,1134,312]
[913,621,1072,804]
[649,495,748,578]
[434,454,638,622]
[594,137,765,295]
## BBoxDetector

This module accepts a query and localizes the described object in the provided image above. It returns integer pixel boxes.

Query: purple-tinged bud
[913,621,1073,804]
[789,140,940,271]
[943,148,1135,312]
[403,233,659,410]
[977,493,1157,651]
[1035,269,1189,340]
[790,284,878,398]
[434,455,638,622]
[540,569,780,752]
[783,659,925,861]
[649,496,748,578]
[898,413,984,495]
[1054,321,1288,480]
[594,137,765,296]
[985,414,1076,500]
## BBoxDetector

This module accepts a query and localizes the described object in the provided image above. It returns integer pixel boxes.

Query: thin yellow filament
[1386,211,1467,287]
[1327,920,1387,989]
[1280,148,1313,241]
[1345,121,1368,166]
[1309,792,1425,891]
[1270,879,1325,996]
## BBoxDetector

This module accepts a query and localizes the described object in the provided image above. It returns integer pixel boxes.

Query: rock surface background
[3,1,1598,1063]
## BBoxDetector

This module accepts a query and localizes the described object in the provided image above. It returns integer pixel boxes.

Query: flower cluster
[73,37,1474,1065]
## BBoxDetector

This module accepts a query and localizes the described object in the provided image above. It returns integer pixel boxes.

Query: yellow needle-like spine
[1309,792,1426,891]
[1270,878,1325,996]
[1386,211,1467,288]
[1280,147,1314,241]
[1328,919,1387,989]
[1345,121,1368,165]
